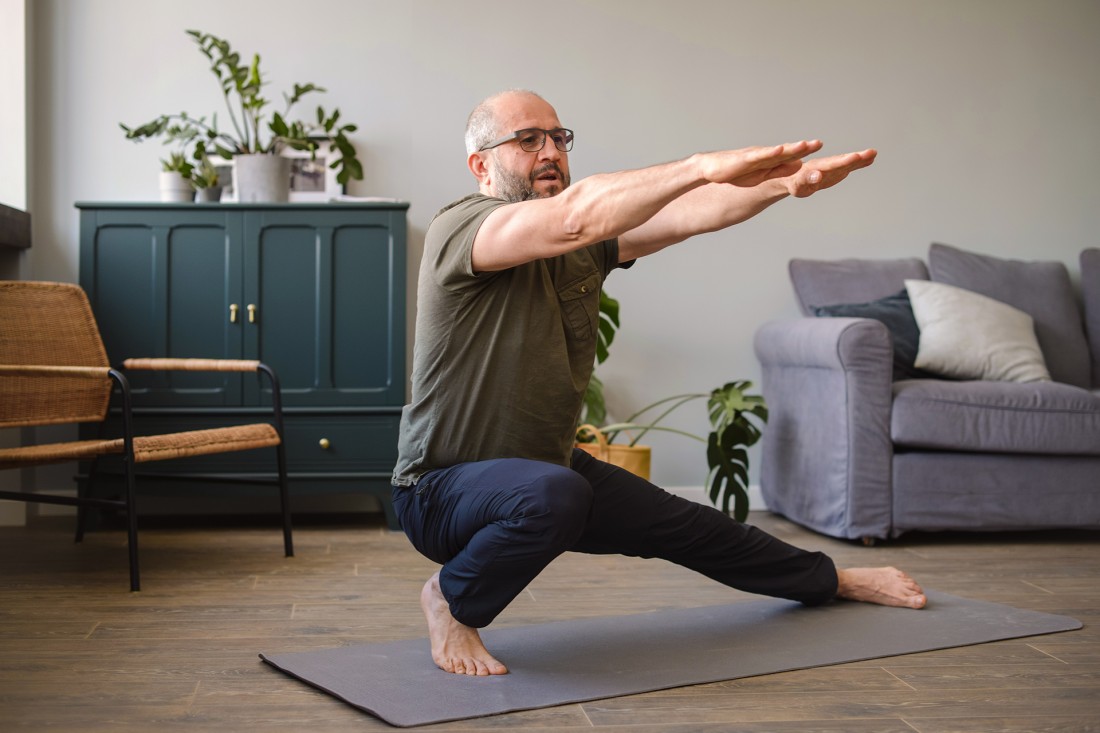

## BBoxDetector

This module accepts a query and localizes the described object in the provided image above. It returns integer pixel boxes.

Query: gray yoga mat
[260,590,1080,728]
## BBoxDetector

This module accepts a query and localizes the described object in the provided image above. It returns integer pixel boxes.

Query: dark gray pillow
[790,257,929,316]
[811,290,932,381]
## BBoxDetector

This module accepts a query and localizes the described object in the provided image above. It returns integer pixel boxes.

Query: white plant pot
[234,154,291,203]
[159,171,194,202]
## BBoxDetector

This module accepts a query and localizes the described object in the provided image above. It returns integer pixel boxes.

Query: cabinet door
[79,208,245,406]
[242,208,406,407]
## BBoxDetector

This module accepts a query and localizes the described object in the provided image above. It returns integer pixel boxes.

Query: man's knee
[516,465,593,547]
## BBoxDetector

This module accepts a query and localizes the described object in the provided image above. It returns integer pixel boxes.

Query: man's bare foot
[420,573,508,675]
[836,567,927,609]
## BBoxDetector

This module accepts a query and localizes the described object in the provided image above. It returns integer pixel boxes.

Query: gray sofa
[753,243,1100,542]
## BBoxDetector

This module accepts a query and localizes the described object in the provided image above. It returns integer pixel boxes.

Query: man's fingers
[788,148,878,197]
[815,149,877,173]
[752,140,824,166]
[704,140,836,187]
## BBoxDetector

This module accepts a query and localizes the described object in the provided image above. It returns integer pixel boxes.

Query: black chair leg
[276,441,293,557]
[74,466,92,544]
[124,460,140,592]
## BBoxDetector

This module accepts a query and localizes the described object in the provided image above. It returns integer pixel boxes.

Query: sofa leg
[861,536,877,547]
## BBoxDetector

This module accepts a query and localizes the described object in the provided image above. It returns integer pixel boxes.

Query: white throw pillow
[905,279,1051,382]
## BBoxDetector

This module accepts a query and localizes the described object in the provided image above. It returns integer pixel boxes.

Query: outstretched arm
[470,141,821,273]
[617,149,878,262]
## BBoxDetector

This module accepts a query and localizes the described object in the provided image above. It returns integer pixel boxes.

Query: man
[392,89,925,677]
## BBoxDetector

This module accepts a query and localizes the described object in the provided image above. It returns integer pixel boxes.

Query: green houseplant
[576,291,768,521]
[121,29,363,201]
[579,290,621,427]
[158,151,195,202]
[580,381,767,522]
[191,154,223,202]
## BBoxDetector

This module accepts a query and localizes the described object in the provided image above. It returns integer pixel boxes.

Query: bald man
[391,90,925,676]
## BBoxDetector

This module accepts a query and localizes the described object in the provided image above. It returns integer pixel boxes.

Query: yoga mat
[260,590,1080,728]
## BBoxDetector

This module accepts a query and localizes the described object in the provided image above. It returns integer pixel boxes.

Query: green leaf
[700,383,767,520]
[595,290,620,365]
[270,112,289,137]
[580,373,607,427]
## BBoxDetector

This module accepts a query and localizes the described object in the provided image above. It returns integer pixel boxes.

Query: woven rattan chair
[0,280,293,590]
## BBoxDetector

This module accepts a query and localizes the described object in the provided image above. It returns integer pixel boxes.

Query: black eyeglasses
[478,128,574,153]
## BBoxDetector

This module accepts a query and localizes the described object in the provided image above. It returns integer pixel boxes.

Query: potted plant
[191,154,223,202]
[159,151,194,203]
[577,381,767,522]
[121,29,363,202]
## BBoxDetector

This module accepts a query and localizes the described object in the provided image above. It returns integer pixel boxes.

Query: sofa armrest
[753,317,896,540]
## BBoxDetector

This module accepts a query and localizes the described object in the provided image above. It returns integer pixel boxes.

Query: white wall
[28,0,1100,489]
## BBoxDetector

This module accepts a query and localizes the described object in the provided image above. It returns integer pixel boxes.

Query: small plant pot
[575,424,652,480]
[194,186,224,203]
[234,154,291,202]
[159,171,194,202]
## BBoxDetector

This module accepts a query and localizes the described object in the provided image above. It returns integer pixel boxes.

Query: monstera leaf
[705,381,767,522]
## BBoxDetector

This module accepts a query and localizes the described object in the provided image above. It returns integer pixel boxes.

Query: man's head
[465,90,572,202]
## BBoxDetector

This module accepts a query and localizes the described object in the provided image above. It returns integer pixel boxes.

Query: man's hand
[781,149,878,198]
[697,140,824,188]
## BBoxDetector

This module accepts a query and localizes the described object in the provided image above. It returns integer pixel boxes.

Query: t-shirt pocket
[556,270,601,341]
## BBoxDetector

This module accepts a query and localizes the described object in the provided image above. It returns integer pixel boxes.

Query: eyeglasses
[478,128,574,153]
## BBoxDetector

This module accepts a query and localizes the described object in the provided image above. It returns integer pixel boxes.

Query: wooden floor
[1,509,1098,732]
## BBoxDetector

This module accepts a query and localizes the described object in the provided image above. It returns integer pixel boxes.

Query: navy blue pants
[392,449,837,628]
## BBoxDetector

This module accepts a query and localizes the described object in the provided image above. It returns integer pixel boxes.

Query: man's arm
[617,149,878,262]
[470,141,821,273]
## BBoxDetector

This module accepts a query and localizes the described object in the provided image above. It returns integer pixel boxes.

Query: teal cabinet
[77,202,408,525]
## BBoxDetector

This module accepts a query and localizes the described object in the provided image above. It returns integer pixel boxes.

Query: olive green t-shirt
[392,194,622,486]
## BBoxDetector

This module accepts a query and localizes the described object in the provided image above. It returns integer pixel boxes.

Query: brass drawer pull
[229,303,239,323]
[319,438,331,450]
[247,304,257,323]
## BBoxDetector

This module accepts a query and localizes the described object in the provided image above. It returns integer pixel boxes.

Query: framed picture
[283,140,345,202]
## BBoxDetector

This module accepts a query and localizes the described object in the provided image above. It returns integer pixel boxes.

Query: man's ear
[468,151,491,187]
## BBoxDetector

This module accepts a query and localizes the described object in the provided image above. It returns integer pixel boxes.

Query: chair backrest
[0,281,112,428]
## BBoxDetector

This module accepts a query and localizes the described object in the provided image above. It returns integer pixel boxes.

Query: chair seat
[0,424,280,469]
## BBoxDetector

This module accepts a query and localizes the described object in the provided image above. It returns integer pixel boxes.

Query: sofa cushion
[891,379,1100,455]
[928,243,1090,388]
[1081,248,1100,388]
[789,257,929,316]
[810,290,932,381]
[906,279,1051,383]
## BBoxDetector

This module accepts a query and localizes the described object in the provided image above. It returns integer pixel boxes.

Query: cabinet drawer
[283,415,399,472]
[88,412,399,475]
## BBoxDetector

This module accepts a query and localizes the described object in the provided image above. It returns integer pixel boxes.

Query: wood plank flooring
[1,510,1098,731]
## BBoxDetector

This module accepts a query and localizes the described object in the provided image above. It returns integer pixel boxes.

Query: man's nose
[538,135,562,161]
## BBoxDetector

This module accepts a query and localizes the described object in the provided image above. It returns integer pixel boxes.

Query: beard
[491,160,570,203]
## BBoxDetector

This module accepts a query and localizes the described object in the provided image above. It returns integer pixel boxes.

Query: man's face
[484,96,571,203]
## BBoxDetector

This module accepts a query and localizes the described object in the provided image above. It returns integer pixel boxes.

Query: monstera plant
[591,381,768,522]
[576,290,768,520]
